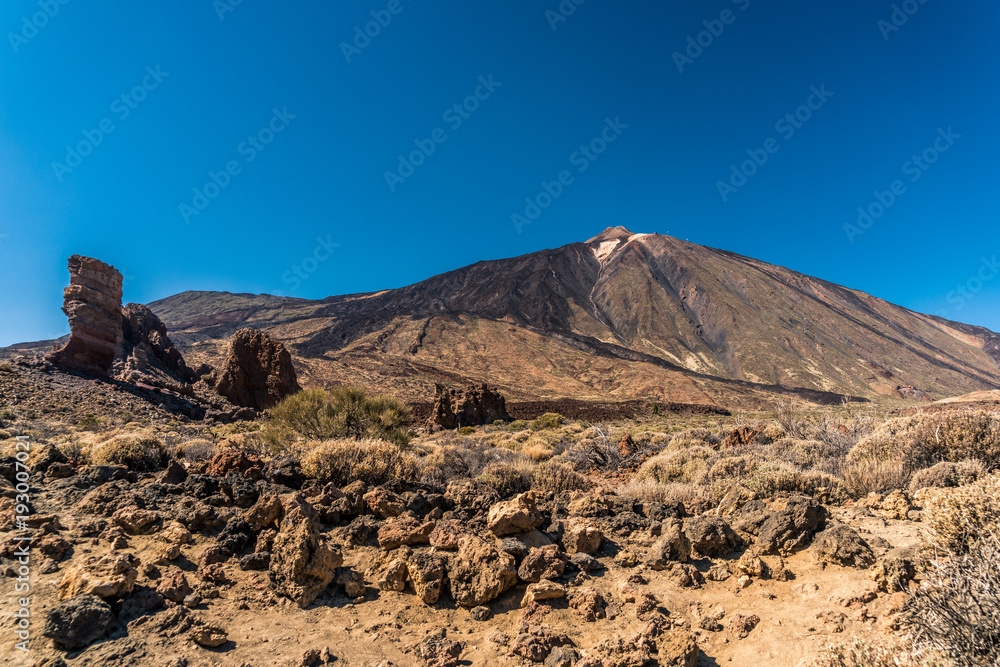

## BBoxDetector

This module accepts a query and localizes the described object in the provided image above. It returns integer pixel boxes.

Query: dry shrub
[175,438,216,462]
[479,461,533,498]
[616,479,698,507]
[264,387,412,447]
[702,453,761,486]
[300,438,418,487]
[768,438,841,469]
[667,428,717,450]
[635,446,714,485]
[910,460,986,494]
[90,432,167,472]
[746,461,845,500]
[530,460,591,494]
[840,454,910,499]
[903,531,1000,665]
[921,475,1000,554]
[849,410,1000,470]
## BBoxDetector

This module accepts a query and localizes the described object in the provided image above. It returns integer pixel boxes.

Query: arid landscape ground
[1,238,999,667]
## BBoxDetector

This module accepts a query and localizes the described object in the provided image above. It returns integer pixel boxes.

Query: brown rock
[647,518,692,568]
[190,623,228,648]
[205,450,263,478]
[406,551,448,604]
[377,515,435,550]
[684,515,741,558]
[869,548,917,593]
[812,523,875,568]
[244,493,284,532]
[157,570,193,602]
[520,581,566,607]
[46,255,123,376]
[116,303,196,383]
[364,487,406,519]
[59,552,138,600]
[730,614,760,639]
[269,506,343,608]
[429,519,471,550]
[112,507,160,534]
[449,536,518,607]
[430,383,510,429]
[487,492,542,536]
[569,588,606,622]
[214,328,301,411]
[518,544,568,583]
[551,519,602,555]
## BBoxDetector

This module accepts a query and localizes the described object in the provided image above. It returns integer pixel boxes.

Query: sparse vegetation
[530,412,564,431]
[300,437,418,486]
[263,386,413,448]
[89,432,168,472]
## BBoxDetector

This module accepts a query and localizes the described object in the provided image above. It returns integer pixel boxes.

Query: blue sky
[1,0,998,346]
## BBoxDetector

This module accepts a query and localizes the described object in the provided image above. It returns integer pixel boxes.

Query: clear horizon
[1,1,998,346]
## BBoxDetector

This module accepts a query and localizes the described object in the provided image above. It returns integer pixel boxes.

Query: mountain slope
[136,227,999,406]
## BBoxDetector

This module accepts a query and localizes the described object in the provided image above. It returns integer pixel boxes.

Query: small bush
[921,475,1000,554]
[813,638,941,667]
[458,426,475,435]
[479,461,533,497]
[0,408,15,422]
[508,420,530,431]
[910,460,986,494]
[616,479,699,507]
[265,387,412,447]
[746,462,845,500]
[840,455,910,499]
[79,413,100,431]
[849,410,1000,470]
[531,460,590,494]
[91,433,167,472]
[300,438,418,487]
[176,439,217,462]
[903,530,1000,665]
[635,447,714,485]
[530,413,564,431]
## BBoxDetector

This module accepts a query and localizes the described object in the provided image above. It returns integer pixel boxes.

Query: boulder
[58,553,138,600]
[869,548,917,593]
[487,492,542,536]
[430,383,510,429]
[157,571,193,603]
[738,496,827,555]
[406,551,448,604]
[518,544,568,583]
[684,515,741,558]
[550,519,602,555]
[812,524,875,568]
[42,594,115,650]
[364,487,406,518]
[116,303,197,383]
[448,536,517,607]
[377,515,435,550]
[521,581,566,607]
[214,328,300,411]
[46,255,123,376]
[647,519,692,568]
[269,506,343,608]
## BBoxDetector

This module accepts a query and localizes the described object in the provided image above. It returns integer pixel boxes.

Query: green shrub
[459,426,475,435]
[531,460,591,493]
[300,438,418,486]
[530,413,564,431]
[79,413,100,431]
[91,433,167,472]
[508,420,530,431]
[264,387,412,447]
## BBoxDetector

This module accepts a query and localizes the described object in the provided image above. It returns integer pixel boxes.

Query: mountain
[130,227,999,407]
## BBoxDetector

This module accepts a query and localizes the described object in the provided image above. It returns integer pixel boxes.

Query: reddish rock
[430,383,510,429]
[116,303,196,383]
[214,328,301,411]
[205,450,263,478]
[46,255,123,376]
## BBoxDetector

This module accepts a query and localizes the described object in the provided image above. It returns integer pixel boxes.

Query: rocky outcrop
[42,594,115,650]
[430,383,510,429]
[269,502,343,608]
[116,303,197,384]
[46,255,123,376]
[214,328,301,411]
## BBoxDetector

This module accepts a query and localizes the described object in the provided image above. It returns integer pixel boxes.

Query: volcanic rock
[42,594,115,650]
[214,328,301,411]
[116,302,196,383]
[46,255,123,376]
[430,383,510,429]
[269,505,343,608]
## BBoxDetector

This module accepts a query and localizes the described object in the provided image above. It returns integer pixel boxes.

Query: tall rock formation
[46,256,123,377]
[214,328,300,411]
[116,303,197,384]
[431,383,510,429]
